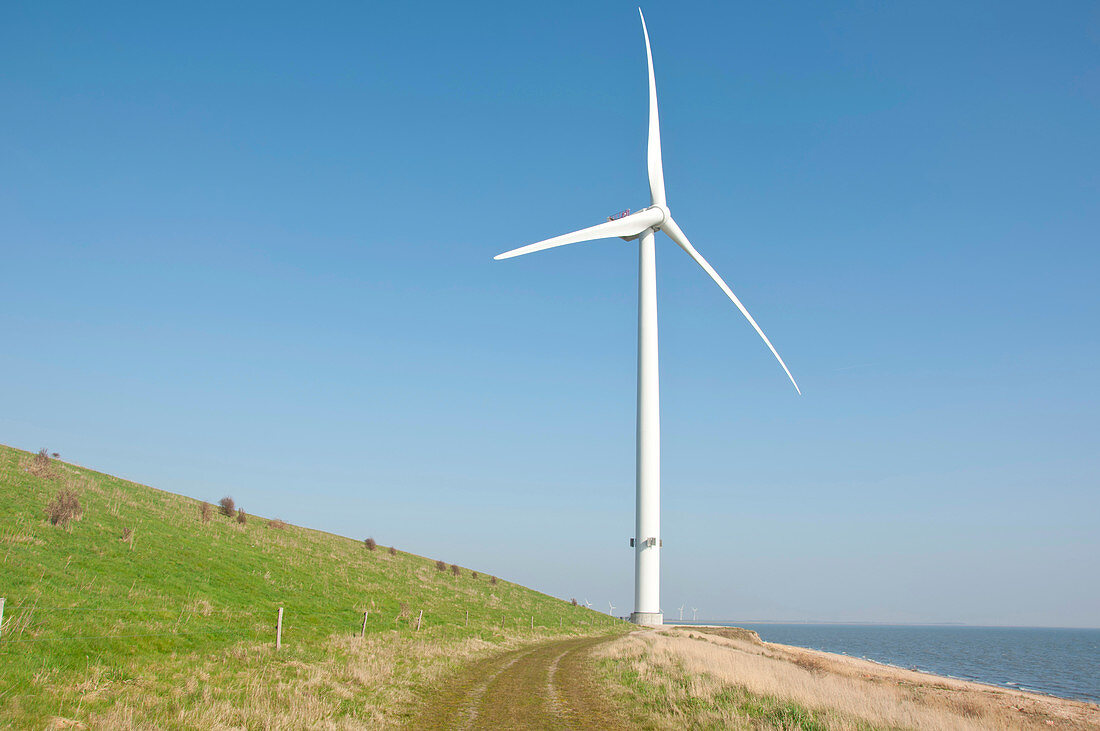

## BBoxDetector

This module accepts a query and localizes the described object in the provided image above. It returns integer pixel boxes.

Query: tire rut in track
[410,635,627,730]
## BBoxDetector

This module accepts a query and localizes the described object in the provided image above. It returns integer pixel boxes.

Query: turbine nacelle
[493,11,798,394]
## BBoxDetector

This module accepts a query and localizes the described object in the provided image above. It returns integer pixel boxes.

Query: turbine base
[629,611,664,627]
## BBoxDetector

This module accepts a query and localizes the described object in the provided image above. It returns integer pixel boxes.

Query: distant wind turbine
[584,599,592,609]
[678,604,685,621]
[692,607,698,621]
[494,10,799,627]
[608,601,616,616]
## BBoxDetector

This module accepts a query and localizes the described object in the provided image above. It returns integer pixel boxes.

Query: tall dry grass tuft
[46,488,81,527]
[388,546,397,556]
[200,501,212,523]
[236,508,247,525]
[218,496,235,517]
[266,518,286,530]
[450,564,460,577]
[26,448,58,479]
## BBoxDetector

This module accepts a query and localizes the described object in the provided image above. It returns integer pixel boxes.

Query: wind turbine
[608,601,616,616]
[584,599,592,609]
[494,10,800,626]
[692,607,698,621]
[678,604,685,621]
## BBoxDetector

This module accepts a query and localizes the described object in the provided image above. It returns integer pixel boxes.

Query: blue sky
[2,1,1097,627]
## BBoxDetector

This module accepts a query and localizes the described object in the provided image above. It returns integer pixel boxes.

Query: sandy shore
[599,625,1100,729]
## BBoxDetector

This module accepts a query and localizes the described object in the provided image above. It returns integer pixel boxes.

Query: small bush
[471,571,478,580]
[27,448,57,479]
[388,546,396,556]
[450,564,460,577]
[267,518,286,530]
[364,537,377,551]
[572,598,578,606]
[200,502,212,523]
[490,576,497,586]
[236,508,247,525]
[51,452,60,459]
[46,489,81,527]
[218,496,235,517]
[435,560,446,572]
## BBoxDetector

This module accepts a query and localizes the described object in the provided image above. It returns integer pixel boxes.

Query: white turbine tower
[678,604,685,621]
[494,10,800,627]
[692,607,698,621]
[608,601,616,616]
[584,599,592,609]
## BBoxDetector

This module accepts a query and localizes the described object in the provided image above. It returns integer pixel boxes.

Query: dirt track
[410,635,627,730]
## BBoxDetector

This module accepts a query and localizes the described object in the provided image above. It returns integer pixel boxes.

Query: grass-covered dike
[0,443,625,727]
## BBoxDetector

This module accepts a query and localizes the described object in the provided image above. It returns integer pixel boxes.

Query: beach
[596,626,1100,729]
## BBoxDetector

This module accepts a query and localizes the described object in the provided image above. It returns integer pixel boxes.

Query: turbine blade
[639,9,665,207]
[663,217,801,394]
[494,207,663,260]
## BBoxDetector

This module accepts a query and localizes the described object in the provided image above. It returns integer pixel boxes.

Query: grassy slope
[0,444,623,727]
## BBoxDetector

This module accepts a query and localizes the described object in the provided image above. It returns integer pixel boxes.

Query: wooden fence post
[465,609,468,627]
[530,616,533,630]
[415,609,423,631]
[361,610,368,638]
[500,614,505,629]
[276,607,284,650]
[0,597,5,642]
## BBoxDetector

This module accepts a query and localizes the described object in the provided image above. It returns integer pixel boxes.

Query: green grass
[0,444,624,727]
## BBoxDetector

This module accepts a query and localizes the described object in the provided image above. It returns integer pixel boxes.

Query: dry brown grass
[45,488,82,527]
[24,449,58,480]
[598,629,1100,730]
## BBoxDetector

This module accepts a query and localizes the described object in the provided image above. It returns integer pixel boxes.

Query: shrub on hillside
[46,488,81,527]
[51,452,60,459]
[490,576,497,586]
[200,502,212,523]
[572,598,578,606]
[267,518,286,530]
[364,537,376,551]
[219,496,236,517]
[27,448,57,479]
[388,546,396,556]
[435,560,446,572]
[236,508,247,525]
[450,564,460,577]
[471,571,478,579]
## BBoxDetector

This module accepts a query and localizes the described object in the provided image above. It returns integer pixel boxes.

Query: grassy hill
[0,443,623,728]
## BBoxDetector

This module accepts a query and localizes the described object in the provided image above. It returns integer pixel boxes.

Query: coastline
[596,625,1100,729]
[677,621,1099,705]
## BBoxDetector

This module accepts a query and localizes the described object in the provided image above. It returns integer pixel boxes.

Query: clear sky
[2,2,1097,627]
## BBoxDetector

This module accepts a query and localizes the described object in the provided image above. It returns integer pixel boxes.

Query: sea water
[675,622,1100,704]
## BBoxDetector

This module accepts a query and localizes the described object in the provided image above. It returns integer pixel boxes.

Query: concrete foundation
[629,611,664,627]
